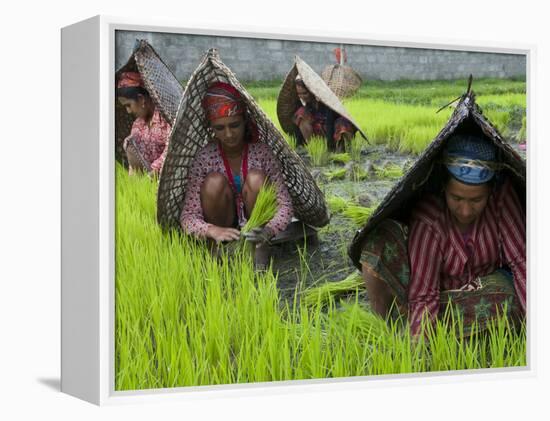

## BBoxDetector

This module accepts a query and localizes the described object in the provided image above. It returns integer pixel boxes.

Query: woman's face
[210,114,246,151]
[118,95,148,119]
[295,83,313,105]
[445,177,491,231]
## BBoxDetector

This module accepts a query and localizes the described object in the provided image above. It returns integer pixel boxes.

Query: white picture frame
[61,15,533,406]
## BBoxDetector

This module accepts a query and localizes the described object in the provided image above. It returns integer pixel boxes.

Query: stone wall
[115,30,526,82]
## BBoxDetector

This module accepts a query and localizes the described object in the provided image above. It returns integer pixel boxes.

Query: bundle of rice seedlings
[349,136,364,161]
[350,164,369,182]
[516,116,526,142]
[324,168,347,181]
[326,195,349,214]
[306,136,329,166]
[285,134,297,150]
[330,153,351,164]
[242,182,278,233]
[374,163,404,180]
[302,272,365,308]
[342,204,375,226]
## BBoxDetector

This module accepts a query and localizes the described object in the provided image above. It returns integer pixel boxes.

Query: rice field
[116,78,527,391]
[116,164,526,390]
[249,77,526,154]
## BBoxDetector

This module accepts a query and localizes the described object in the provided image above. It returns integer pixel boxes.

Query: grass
[285,134,297,150]
[375,163,404,180]
[324,168,347,181]
[517,116,527,142]
[242,182,278,233]
[326,195,350,214]
[349,136,365,161]
[302,272,365,307]
[342,204,376,226]
[247,78,525,155]
[115,165,526,390]
[116,77,527,390]
[245,77,526,106]
[305,136,329,166]
[326,195,377,226]
[330,152,351,164]
[350,164,370,182]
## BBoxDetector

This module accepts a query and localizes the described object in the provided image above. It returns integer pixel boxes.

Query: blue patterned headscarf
[444,134,497,185]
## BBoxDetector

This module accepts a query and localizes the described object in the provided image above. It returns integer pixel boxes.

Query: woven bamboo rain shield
[348,87,526,270]
[115,39,184,166]
[277,55,367,140]
[157,49,330,231]
[321,47,362,99]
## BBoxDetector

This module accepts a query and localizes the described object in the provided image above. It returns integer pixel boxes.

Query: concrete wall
[115,30,526,82]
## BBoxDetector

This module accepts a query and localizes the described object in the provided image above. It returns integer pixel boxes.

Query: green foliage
[516,116,527,142]
[306,136,329,166]
[326,196,376,225]
[242,182,278,233]
[375,163,404,180]
[326,195,350,214]
[349,136,365,161]
[246,78,525,154]
[341,204,376,226]
[324,168,347,181]
[302,272,365,307]
[115,75,528,390]
[330,153,351,164]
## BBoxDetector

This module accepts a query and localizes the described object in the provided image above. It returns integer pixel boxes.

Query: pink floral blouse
[124,108,172,174]
[180,141,293,238]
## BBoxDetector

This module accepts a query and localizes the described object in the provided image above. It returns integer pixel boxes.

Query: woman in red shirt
[116,71,172,175]
[180,82,293,246]
[360,134,526,336]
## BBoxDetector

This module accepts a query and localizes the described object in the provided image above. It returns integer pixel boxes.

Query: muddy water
[271,143,527,298]
[271,145,411,297]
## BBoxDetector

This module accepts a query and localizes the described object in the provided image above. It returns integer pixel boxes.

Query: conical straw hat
[157,49,330,231]
[276,55,367,139]
[348,78,526,270]
[115,39,184,166]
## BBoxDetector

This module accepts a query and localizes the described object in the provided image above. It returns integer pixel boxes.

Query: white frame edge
[60,14,536,406]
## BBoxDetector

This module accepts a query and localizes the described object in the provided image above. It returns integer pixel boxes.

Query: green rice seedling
[285,134,297,151]
[302,272,365,308]
[349,136,364,161]
[330,152,351,164]
[345,99,452,154]
[399,125,441,154]
[516,116,527,142]
[253,88,524,155]
[306,136,329,166]
[483,109,512,138]
[326,195,350,214]
[350,78,525,107]
[350,164,369,182]
[324,168,347,181]
[476,93,526,110]
[375,163,404,180]
[242,181,278,233]
[341,204,376,226]
[116,78,528,389]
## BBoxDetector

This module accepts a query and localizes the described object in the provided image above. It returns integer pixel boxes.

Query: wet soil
[269,142,527,300]
[269,145,411,298]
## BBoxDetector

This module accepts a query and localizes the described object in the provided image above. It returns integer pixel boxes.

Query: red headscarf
[202,82,246,122]
[117,71,144,89]
[202,81,259,143]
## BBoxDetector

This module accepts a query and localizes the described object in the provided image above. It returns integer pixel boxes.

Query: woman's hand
[242,226,274,244]
[206,225,241,243]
